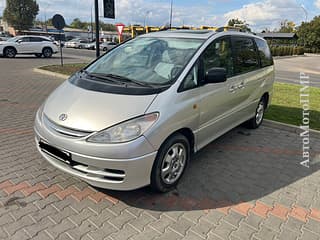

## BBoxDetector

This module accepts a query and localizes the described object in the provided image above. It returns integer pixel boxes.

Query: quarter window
[232,37,260,74]
[255,38,273,67]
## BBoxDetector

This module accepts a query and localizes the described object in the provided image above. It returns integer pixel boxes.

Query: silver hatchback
[34,30,274,192]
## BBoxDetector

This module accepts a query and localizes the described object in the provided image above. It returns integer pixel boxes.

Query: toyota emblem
[59,114,68,121]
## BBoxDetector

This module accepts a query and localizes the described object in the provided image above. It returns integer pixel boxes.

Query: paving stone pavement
[0,56,320,240]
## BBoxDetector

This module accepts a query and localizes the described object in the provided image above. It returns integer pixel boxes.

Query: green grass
[39,64,320,130]
[265,82,320,130]
[40,63,87,76]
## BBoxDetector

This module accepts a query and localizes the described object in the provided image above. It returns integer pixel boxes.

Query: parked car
[65,38,89,49]
[34,30,274,192]
[100,42,117,51]
[84,41,97,50]
[0,35,58,58]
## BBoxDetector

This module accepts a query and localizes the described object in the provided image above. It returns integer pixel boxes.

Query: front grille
[44,115,93,138]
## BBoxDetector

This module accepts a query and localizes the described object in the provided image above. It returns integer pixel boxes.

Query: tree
[3,0,39,30]
[70,18,87,29]
[297,16,320,49]
[227,18,251,32]
[278,20,296,33]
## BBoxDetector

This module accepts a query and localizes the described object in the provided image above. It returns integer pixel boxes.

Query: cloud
[36,0,224,27]
[316,0,320,9]
[224,0,305,31]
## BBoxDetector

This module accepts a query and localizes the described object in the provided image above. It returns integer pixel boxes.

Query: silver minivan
[34,30,274,192]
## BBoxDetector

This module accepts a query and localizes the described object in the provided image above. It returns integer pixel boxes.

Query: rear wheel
[246,98,266,129]
[151,133,190,193]
[42,48,53,58]
[4,47,16,58]
[103,47,107,51]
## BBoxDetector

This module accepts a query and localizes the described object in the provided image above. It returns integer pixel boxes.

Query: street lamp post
[144,11,151,27]
[94,0,100,58]
[169,0,173,29]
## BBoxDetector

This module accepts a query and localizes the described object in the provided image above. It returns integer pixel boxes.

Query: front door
[196,36,244,150]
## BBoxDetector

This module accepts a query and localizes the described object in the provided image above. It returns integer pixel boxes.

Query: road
[62,48,320,88]
[274,55,320,87]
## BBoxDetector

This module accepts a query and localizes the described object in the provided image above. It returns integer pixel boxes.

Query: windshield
[6,37,19,42]
[85,37,204,85]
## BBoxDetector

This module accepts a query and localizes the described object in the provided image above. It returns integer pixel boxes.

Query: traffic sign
[103,0,115,19]
[116,24,125,36]
[52,14,65,31]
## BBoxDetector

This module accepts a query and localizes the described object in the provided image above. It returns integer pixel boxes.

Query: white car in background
[100,42,117,51]
[0,35,58,58]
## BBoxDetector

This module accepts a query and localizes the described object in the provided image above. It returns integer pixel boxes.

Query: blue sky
[0,0,319,31]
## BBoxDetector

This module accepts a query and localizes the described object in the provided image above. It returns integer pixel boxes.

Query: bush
[270,45,305,56]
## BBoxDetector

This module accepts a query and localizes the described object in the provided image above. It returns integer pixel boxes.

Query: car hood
[43,81,157,132]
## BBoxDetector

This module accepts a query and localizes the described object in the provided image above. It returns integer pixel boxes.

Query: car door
[29,37,44,53]
[15,37,32,53]
[230,36,263,118]
[196,36,246,150]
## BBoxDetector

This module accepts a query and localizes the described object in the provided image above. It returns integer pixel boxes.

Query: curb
[264,120,320,138]
[33,67,70,79]
[273,55,306,60]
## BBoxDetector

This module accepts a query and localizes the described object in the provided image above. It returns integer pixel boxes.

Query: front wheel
[4,47,16,58]
[42,48,53,58]
[151,133,190,193]
[246,98,266,129]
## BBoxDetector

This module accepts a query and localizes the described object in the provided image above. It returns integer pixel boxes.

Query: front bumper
[34,112,157,190]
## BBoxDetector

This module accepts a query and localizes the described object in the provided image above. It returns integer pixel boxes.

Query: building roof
[257,32,298,39]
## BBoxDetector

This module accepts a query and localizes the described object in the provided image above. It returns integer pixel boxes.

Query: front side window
[255,38,273,67]
[232,37,260,74]
[85,37,204,86]
[202,37,234,78]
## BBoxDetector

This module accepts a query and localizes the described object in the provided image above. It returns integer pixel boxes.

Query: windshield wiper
[83,72,120,85]
[103,74,155,88]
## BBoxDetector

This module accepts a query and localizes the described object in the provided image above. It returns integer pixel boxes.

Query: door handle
[229,85,236,93]
[238,82,245,89]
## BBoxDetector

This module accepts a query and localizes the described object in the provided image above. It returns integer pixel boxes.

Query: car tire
[246,97,266,129]
[42,48,53,58]
[103,47,107,51]
[150,133,190,193]
[35,53,42,58]
[4,47,16,58]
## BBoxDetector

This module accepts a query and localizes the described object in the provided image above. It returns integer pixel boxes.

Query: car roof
[140,30,265,41]
[141,30,216,40]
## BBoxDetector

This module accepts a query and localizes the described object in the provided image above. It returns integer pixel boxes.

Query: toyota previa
[34,30,274,192]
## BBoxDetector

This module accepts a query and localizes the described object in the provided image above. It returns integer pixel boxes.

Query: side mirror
[205,67,227,84]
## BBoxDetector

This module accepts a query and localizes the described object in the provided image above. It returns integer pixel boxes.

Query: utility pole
[169,0,173,29]
[91,5,94,41]
[95,0,100,58]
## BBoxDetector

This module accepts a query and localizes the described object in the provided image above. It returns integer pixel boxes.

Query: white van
[34,30,274,192]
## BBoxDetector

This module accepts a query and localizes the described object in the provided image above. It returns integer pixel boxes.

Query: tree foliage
[297,16,320,50]
[278,20,296,33]
[3,0,39,30]
[69,18,116,31]
[227,18,251,32]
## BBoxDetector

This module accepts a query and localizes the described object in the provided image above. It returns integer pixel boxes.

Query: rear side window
[255,38,273,67]
[232,37,260,74]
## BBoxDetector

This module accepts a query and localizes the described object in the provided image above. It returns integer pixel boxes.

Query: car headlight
[87,113,159,144]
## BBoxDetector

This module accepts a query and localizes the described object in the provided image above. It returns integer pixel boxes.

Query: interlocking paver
[87,222,118,240]
[231,222,256,240]
[213,220,237,239]
[109,224,139,240]
[278,227,301,240]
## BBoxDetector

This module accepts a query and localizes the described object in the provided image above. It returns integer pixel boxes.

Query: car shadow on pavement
[98,125,320,212]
